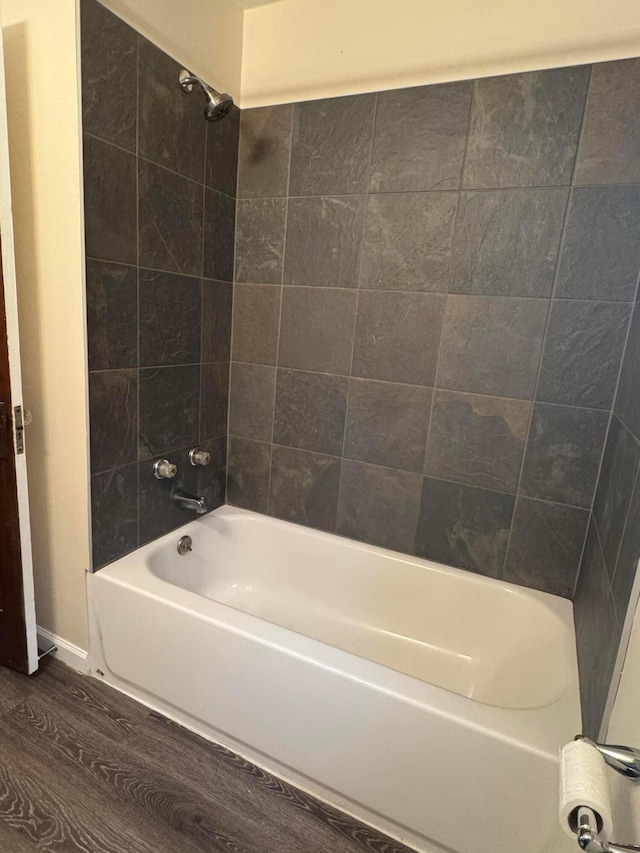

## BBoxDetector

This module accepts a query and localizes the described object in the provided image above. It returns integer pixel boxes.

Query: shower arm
[178,70,208,95]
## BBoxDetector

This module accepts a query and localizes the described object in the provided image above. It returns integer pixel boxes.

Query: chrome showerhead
[179,69,234,123]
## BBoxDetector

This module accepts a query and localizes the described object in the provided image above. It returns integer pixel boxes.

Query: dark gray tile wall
[81,0,236,568]
[563,59,640,738]
[82,4,640,738]
[229,60,640,617]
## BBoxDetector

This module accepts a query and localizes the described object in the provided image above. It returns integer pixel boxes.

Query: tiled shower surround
[81,0,238,568]
[81,0,640,736]
[229,64,640,605]
[576,281,640,734]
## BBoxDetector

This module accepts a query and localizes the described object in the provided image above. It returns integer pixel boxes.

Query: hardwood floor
[0,661,416,852]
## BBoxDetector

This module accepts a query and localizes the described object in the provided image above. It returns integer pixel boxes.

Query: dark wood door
[0,251,29,673]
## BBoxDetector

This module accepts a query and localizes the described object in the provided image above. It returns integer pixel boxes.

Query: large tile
[359,193,457,292]
[352,291,445,385]
[139,365,200,458]
[344,379,432,472]
[594,416,640,573]
[202,280,233,363]
[574,521,620,739]
[139,269,201,366]
[437,295,547,398]
[612,468,640,625]
[449,189,567,297]
[269,446,341,532]
[238,105,292,198]
[519,404,609,508]
[83,134,136,264]
[537,300,631,409]
[138,446,199,544]
[576,58,640,185]
[555,186,640,301]
[616,303,640,440]
[200,362,230,441]
[139,160,203,276]
[415,478,514,577]
[278,287,357,375]
[463,67,589,188]
[369,82,472,192]
[138,36,206,182]
[227,437,271,513]
[337,460,422,553]
[284,196,366,288]
[203,188,236,282]
[504,498,589,598]
[89,369,138,473]
[206,105,240,196]
[289,94,376,196]
[425,391,530,493]
[274,369,348,456]
[231,284,281,365]
[228,363,276,442]
[86,259,137,371]
[235,198,286,284]
[91,463,138,569]
[80,0,137,151]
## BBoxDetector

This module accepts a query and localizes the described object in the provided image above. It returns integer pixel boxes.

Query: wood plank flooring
[0,660,416,852]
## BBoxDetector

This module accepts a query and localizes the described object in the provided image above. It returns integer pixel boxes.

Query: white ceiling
[231,0,283,8]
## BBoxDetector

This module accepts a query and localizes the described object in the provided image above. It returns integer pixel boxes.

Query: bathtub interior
[147,508,569,711]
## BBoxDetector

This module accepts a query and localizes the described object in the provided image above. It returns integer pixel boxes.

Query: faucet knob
[153,458,177,479]
[189,447,211,466]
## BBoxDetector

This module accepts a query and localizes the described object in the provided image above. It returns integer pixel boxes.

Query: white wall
[1,0,89,650]
[100,0,244,98]
[241,0,640,107]
[0,0,245,655]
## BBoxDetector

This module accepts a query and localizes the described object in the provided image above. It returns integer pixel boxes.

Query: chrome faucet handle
[579,736,640,779]
[189,447,211,466]
[153,458,177,479]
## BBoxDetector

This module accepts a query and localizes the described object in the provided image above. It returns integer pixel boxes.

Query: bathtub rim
[90,504,580,760]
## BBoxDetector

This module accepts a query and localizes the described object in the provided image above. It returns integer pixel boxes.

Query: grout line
[572,510,593,602]
[91,361,228,374]
[135,34,141,550]
[221,360,618,414]
[609,449,640,596]
[334,92,381,533]
[422,82,475,506]
[219,433,596,514]
[572,84,640,599]
[209,275,639,304]
[83,129,237,202]
[264,105,294,515]
[545,66,597,600]
[198,107,209,458]
[586,275,640,583]
[230,182,640,201]
[86,255,233,285]
[501,161,585,580]
[570,67,603,601]
[593,518,622,633]
[506,66,594,588]
[614,391,640,444]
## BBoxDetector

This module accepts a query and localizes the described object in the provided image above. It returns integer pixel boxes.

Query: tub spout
[172,489,208,514]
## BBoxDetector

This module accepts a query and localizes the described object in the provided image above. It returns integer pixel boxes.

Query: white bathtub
[88,505,579,853]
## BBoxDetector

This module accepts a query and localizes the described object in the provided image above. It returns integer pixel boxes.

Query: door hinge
[14,405,24,454]
[0,402,6,458]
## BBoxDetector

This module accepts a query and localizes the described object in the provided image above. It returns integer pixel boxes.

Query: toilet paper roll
[559,739,613,840]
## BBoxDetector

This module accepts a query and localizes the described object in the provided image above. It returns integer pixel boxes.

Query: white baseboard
[37,627,90,674]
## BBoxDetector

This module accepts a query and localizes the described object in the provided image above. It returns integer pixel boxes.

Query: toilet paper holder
[573,737,640,852]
